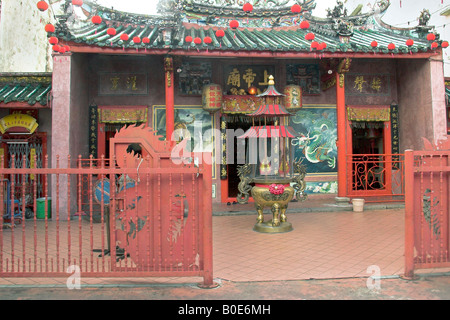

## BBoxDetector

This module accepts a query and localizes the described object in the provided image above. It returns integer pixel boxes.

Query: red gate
[404,140,450,278]
[0,125,215,287]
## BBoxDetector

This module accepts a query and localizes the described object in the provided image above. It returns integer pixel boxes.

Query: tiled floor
[213,208,405,281]
[0,205,406,286]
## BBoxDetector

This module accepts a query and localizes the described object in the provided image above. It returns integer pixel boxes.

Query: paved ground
[1,273,450,301]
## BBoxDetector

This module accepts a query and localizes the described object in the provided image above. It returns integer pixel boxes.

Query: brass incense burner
[237,76,307,233]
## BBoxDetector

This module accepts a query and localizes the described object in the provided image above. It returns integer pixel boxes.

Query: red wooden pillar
[336,70,347,197]
[164,56,175,141]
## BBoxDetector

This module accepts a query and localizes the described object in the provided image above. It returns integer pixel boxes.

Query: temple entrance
[348,119,396,197]
[225,119,252,200]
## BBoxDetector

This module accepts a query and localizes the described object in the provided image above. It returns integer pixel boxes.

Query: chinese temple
[10,0,448,208]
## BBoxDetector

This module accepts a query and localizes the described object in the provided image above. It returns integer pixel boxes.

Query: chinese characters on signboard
[223,65,275,95]
[345,74,391,96]
[178,61,212,95]
[286,64,320,95]
[98,73,148,95]
[390,103,400,168]
[89,104,98,159]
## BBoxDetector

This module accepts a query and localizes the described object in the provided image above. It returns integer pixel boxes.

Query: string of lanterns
[37,1,448,56]
[37,0,84,54]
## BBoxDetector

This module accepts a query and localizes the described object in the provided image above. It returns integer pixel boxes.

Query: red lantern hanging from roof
[185,35,193,43]
[58,46,66,54]
[216,29,225,38]
[72,0,83,6]
[92,15,102,25]
[442,41,449,48]
[300,20,309,29]
[52,44,61,52]
[133,36,141,44]
[319,42,327,50]
[291,4,302,13]
[387,43,395,50]
[229,20,239,30]
[37,1,49,12]
[120,33,129,41]
[405,39,414,46]
[48,36,59,45]
[194,37,202,45]
[427,33,436,41]
[243,3,253,13]
[204,36,212,44]
[431,42,438,49]
[45,23,55,33]
[142,37,150,44]
[305,32,315,41]
[310,41,319,49]
[64,45,71,52]
[107,27,116,36]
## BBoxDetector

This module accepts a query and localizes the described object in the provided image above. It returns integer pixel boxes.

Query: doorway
[348,120,392,195]
[225,119,252,199]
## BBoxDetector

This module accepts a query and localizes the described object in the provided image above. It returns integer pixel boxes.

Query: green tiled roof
[57,21,433,54]
[53,0,438,55]
[0,74,52,107]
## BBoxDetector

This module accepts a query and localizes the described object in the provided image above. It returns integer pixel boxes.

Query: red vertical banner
[164,56,175,142]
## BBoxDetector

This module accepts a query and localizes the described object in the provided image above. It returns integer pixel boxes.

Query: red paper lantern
[194,37,202,45]
[59,46,66,54]
[305,32,315,41]
[120,33,129,41]
[243,3,253,13]
[291,4,302,13]
[319,42,327,50]
[107,27,116,36]
[133,36,141,44]
[142,37,150,44]
[185,35,193,43]
[216,29,225,38]
[72,0,83,6]
[300,20,310,29]
[405,39,414,46]
[48,36,59,45]
[427,33,436,41]
[431,42,438,49]
[311,41,319,49]
[45,23,55,33]
[52,44,61,52]
[370,40,378,48]
[64,45,71,52]
[37,1,49,12]
[204,36,212,44]
[387,43,395,50]
[442,41,449,48]
[229,20,239,30]
[92,15,102,25]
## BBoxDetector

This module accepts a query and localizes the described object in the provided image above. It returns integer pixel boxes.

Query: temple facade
[0,0,449,211]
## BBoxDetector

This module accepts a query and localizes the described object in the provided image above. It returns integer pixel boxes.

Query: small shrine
[237,76,307,233]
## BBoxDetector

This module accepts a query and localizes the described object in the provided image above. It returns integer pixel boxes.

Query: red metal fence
[0,155,214,287]
[404,149,450,278]
[347,153,405,201]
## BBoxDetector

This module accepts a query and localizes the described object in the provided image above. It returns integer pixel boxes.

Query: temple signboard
[224,65,275,95]
[98,73,148,95]
[0,114,39,134]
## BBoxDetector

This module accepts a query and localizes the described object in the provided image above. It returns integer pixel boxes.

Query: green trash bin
[36,197,51,219]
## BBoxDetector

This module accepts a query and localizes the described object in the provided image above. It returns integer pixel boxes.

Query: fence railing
[0,155,214,287]
[404,149,450,278]
[346,154,405,201]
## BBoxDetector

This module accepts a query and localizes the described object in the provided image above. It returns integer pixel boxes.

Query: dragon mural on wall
[291,109,337,171]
